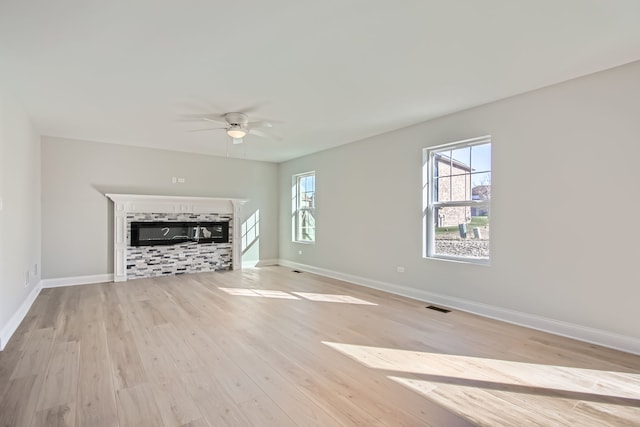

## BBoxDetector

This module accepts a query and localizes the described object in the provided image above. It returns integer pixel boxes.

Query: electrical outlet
[396,266,405,273]
[172,177,177,184]
[298,250,303,255]
[24,271,30,287]
[177,177,185,183]
[33,263,38,276]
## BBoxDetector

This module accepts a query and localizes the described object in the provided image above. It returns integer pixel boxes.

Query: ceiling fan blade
[248,120,272,128]
[202,117,228,125]
[235,103,264,114]
[232,137,244,145]
[175,117,207,123]
[248,128,282,141]
[177,113,215,120]
[188,127,226,132]
[248,128,270,138]
[176,113,228,126]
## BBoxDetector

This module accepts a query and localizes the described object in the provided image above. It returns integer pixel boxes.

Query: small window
[423,136,491,263]
[293,171,315,243]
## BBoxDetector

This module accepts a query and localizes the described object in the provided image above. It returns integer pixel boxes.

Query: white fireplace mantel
[106,194,247,282]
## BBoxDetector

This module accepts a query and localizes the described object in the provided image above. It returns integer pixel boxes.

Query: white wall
[279,60,640,348]
[41,137,279,279]
[0,90,42,350]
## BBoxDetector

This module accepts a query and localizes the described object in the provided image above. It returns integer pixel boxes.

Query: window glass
[293,171,315,243]
[424,137,491,263]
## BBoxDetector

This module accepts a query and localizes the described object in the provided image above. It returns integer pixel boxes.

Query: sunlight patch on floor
[218,287,299,299]
[217,288,377,305]
[322,341,640,400]
[388,375,640,426]
[291,292,377,305]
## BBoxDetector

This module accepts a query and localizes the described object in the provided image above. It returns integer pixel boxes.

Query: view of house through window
[423,136,491,263]
[293,171,316,242]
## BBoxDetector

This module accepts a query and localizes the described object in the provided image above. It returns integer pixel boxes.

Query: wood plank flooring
[1,266,639,426]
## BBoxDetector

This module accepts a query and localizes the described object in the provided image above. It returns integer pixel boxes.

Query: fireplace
[131,221,229,246]
[106,194,246,282]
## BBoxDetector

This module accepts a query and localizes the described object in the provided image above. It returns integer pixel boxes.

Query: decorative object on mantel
[105,194,247,282]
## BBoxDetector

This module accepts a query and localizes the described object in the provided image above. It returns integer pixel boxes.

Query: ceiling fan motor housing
[224,112,249,128]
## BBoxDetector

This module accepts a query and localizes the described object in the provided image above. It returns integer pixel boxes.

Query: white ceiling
[2,1,640,163]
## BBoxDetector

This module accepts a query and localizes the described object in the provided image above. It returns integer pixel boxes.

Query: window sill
[425,255,490,266]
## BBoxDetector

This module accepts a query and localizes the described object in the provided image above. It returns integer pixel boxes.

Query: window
[423,136,491,263]
[293,171,316,242]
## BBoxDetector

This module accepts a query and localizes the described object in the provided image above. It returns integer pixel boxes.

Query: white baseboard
[1,274,115,350]
[278,259,640,356]
[242,259,279,268]
[41,274,114,288]
[0,281,43,351]
[255,259,279,267]
[7,264,639,356]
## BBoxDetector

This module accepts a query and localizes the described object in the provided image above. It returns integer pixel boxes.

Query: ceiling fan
[189,112,274,144]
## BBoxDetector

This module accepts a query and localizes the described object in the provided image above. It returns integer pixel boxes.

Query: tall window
[423,136,491,263]
[293,171,316,243]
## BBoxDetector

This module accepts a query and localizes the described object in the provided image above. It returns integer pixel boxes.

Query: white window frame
[292,171,316,243]
[423,135,491,264]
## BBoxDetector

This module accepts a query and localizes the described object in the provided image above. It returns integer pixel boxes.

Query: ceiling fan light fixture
[226,126,247,139]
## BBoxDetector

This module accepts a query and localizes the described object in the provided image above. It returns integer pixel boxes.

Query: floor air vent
[426,305,451,313]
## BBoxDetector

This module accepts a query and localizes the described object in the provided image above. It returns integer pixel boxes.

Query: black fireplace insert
[130,221,229,246]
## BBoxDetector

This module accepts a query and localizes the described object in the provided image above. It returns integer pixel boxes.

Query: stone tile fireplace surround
[106,194,246,282]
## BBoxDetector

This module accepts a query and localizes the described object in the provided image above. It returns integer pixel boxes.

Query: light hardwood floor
[1,266,639,426]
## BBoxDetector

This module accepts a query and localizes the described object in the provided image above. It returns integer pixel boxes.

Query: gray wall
[0,90,41,346]
[279,60,640,340]
[42,137,278,279]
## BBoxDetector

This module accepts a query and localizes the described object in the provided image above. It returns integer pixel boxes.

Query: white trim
[7,265,638,356]
[277,259,640,356]
[41,274,114,288]
[433,200,491,208]
[242,259,279,269]
[427,134,492,151]
[255,259,279,267]
[104,193,247,205]
[428,254,491,266]
[0,281,43,351]
[231,200,244,271]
